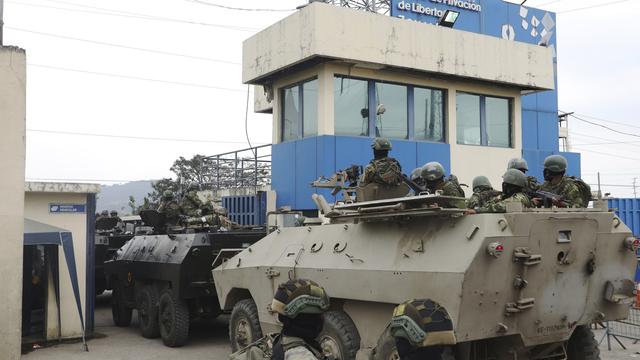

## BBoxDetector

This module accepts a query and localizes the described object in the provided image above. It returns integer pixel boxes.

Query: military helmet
[502,169,527,188]
[100,210,109,216]
[162,190,174,199]
[372,138,392,151]
[390,299,456,348]
[507,158,528,172]
[110,210,118,217]
[271,279,330,318]
[543,155,568,173]
[420,162,445,181]
[410,168,422,182]
[472,176,492,191]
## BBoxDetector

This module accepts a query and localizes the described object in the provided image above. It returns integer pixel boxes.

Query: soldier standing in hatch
[466,176,501,209]
[420,162,464,197]
[507,157,539,196]
[361,138,403,187]
[387,298,456,360]
[157,190,181,226]
[181,191,203,217]
[467,169,531,214]
[534,155,584,208]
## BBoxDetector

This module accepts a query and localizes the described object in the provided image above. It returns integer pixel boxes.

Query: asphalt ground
[20,294,640,360]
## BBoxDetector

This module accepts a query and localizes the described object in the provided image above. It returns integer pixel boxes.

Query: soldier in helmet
[229,279,331,360]
[467,169,531,214]
[157,190,181,226]
[361,138,403,187]
[507,157,539,196]
[181,191,203,217]
[387,298,456,360]
[466,176,501,209]
[96,210,109,222]
[420,162,464,197]
[534,155,585,208]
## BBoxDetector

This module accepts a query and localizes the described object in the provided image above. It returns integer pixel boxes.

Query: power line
[573,112,640,130]
[572,147,640,162]
[27,63,246,92]
[184,0,296,12]
[26,177,149,183]
[569,114,640,139]
[6,26,241,65]
[6,0,259,32]
[27,128,269,145]
[558,0,633,14]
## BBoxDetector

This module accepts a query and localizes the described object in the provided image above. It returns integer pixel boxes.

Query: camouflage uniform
[466,186,502,209]
[476,192,531,213]
[525,176,540,197]
[361,157,403,186]
[181,191,203,217]
[229,279,330,360]
[539,177,584,208]
[158,199,181,225]
[428,180,464,198]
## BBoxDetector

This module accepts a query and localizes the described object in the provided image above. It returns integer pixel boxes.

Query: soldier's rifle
[534,190,566,208]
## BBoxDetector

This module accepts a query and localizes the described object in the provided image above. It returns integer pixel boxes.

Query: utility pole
[0,0,4,46]
[597,172,602,200]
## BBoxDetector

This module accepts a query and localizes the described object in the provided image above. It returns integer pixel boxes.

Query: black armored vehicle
[103,210,265,347]
[95,216,138,295]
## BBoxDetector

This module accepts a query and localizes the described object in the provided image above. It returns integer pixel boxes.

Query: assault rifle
[402,174,427,194]
[534,190,565,208]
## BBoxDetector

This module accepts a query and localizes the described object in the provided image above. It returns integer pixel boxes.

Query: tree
[170,155,208,190]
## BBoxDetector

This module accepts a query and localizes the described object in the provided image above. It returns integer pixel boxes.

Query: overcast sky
[4,0,640,197]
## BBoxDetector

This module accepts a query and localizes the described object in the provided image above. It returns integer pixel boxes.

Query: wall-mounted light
[438,10,459,28]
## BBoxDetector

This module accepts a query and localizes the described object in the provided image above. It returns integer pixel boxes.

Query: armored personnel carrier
[213,194,637,360]
[94,216,138,295]
[104,210,265,347]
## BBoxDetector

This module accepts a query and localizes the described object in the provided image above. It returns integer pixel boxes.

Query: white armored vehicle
[214,194,637,360]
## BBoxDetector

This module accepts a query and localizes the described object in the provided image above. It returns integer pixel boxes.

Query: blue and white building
[244,1,579,210]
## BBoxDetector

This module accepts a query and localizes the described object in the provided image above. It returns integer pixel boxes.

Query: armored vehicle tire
[229,299,263,352]
[318,311,361,360]
[137,286,160,339]
[112,287,132,327]
[158,289,190,347]
[567,325,600,360]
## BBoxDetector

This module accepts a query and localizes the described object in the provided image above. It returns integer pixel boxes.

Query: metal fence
[603,307,640,350]
[202,145,271,190]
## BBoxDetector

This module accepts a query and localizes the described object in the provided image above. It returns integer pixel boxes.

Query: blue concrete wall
[609,198,640,237]
[272,136,451,209]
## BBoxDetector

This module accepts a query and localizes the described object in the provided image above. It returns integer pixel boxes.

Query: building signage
[49,203,86,214]
[395,0,481,19]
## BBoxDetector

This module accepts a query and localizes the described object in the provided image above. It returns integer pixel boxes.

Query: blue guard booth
[22,218,88,351]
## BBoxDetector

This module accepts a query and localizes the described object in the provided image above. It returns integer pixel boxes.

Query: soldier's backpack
[447,175,466,197]
[567,176,592,206]
[372,158,403,186]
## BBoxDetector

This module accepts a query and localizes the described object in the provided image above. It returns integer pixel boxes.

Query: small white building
[23,182,100,343]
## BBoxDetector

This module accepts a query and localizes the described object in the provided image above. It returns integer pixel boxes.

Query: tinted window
[282,85,300,142]
[456,93,481,145]
[374,82,408,139]
[414,87,445,142]
[486,97,510,147]
[334,77,369,136]
[303,80,318,138]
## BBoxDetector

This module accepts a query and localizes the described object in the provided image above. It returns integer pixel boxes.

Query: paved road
[21,294,640,359]
[22,293,233,360]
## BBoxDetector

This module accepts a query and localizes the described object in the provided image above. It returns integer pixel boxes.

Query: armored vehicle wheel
[229,299,263,352]
[137,286,160,338]
[112,287,132,327]
[158,289,190,347]
[318,311,360,360]
[567,325,600,360]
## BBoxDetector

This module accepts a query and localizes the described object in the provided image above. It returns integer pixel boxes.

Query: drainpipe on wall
[0,0,4,46]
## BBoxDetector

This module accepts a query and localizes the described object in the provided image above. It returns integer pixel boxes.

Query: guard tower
[244,2,577,210]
